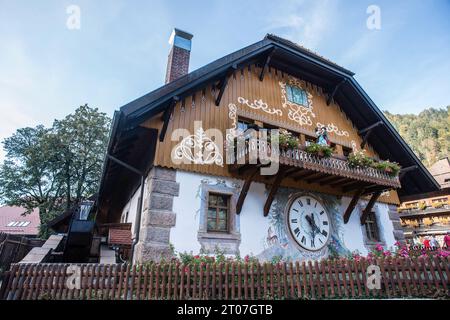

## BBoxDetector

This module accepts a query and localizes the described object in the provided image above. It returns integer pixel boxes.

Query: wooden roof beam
[342,181,371,193]
[259,48,276,81]
[343,187,365,224]
[327,79,346,106]
[293,170,315,181]
[359,121,383,149]
[319,176,347,186]
[305,172,329,184]
[360,191,382,225]
[159,96,179,142]
[215,64,237,106]
[399,165,418,179]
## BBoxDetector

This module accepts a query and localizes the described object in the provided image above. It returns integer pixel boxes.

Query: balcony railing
[229,139,401,189]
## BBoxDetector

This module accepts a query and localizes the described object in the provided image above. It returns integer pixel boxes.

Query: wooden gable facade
[97,34,439,224]
[142,64,400,204]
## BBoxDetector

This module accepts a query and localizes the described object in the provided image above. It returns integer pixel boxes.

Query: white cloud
[264,0,337,50]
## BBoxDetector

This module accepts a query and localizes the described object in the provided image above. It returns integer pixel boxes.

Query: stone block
[149,179,180,196]
[134,241,174,263]
[393,229,406,241]
[142,210,176,227]
[148,167,177,181]
[140,226,171,244]
[148,194,173,211]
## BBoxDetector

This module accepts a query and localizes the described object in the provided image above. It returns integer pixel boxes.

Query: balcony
[230,140,401,189]
[228,139,401,223]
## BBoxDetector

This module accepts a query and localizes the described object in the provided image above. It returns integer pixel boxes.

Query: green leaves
[0,104,111,238]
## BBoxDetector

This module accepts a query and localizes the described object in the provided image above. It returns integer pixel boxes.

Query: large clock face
[287,195,331,251]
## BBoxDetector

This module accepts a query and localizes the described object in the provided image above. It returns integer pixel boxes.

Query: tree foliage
[0,104,111,237]
[384,106,450,168]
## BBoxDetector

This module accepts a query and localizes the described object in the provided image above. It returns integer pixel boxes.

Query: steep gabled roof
[99,34,439,204]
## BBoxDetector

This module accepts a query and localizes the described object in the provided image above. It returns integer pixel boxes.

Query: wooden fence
[1,256,449,300]
[0,233,44,276]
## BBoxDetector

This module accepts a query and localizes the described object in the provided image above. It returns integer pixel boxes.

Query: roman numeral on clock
[301,236,306,244]
[306,198,311,205]
[323,221,328,225]
[322,230,328,237]
[294,228,300,237]
[291,219,297,223]
[311,239,315,248]
[298,200,303,207]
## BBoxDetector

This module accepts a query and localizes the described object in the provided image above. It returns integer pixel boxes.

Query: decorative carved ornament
[237,97,282,116]
[174,127,223,166]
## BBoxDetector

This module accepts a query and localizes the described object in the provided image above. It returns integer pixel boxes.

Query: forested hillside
[384,107,449,168]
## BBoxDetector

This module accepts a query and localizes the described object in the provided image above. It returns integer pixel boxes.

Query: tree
[0,105,111,238]
[384,106,450,168]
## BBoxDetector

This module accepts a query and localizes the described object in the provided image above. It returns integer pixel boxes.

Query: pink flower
[375,244,383,252]
[244,255,250,263]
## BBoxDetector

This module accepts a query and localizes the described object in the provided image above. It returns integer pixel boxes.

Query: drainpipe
[106,154,146,264]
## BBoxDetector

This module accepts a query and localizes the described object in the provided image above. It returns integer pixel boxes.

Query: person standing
[430,235,440,249]
[444,231,450,249]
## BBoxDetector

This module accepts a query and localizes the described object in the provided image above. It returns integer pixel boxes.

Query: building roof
[0,206,40,236]
[108,227,132,247]
[429,157,450,188]
[98,34,440,211]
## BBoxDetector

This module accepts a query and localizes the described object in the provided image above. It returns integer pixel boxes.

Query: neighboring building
[96,29,439,263]
[0,206,40,237]
[398,157,450,244]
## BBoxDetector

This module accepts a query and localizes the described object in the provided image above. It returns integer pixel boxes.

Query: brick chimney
[165,28,193,83]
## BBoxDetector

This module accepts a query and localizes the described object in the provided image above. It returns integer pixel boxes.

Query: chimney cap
[168,28,193,51]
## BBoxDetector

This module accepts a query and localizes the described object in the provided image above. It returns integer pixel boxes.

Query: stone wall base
[133,167,179,263]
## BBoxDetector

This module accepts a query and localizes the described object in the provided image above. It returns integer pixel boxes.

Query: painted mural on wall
[256,187,350,262]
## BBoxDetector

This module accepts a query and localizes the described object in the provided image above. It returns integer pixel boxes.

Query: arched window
[286,85,309,107]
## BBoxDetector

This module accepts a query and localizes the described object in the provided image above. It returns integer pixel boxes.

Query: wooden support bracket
[343,187,365,224]
[263,169,287,216]
[327,79,346,106]
[159,96,179,142]
[236,167,259,214]
[215,64,237,106]
[259,49,276,81]
[360,191,382,225]
[359,121,383,149]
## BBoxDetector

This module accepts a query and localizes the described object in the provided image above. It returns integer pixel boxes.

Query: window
[6,221,30,227]
[364,212,380,242]
[286,85,309,107]
[207,193,230,233]
[343,146,352,158]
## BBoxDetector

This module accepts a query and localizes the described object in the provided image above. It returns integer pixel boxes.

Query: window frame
[364,211,380,242]
[206,192,231,233]
[286,84,309,107]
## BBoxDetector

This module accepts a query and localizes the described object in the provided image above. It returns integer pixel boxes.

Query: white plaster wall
[120,169,398,259]
[121,184,143,235]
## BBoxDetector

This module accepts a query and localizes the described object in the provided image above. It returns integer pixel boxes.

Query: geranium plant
[371,160,401,176]
[305,143,334,158]
[347,150,374,168]
[277,129,299,150]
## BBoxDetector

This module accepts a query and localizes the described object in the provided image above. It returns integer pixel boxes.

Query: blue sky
[1,0,450,160]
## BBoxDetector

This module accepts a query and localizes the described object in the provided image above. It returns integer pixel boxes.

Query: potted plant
[371,160,401,176]
[305,143,333,158]
[347,150,374,168]
[276,129,299,151]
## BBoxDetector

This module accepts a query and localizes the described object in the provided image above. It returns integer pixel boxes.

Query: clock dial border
[285,193,331,252]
